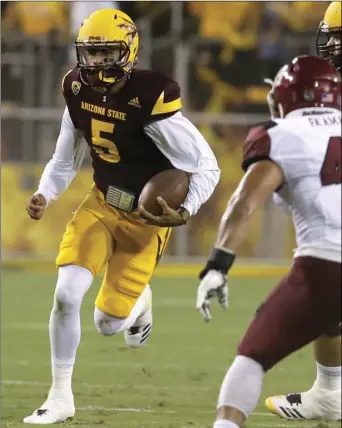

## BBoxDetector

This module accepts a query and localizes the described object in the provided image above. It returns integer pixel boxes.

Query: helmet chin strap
[278,103,285,118]
[99,70,115,84]
[79,68,129,94]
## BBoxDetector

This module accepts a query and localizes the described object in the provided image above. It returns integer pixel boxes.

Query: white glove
[196,270,228,322]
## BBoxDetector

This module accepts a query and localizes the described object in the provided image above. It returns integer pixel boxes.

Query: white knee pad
[94,284,152,336]
[94,307,127,336]
[54,265,93,312]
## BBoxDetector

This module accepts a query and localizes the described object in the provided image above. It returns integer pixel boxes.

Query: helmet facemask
[75,40,134,89]
[316,23,341,71]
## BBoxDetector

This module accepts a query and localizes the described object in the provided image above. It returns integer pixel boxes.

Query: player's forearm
[215,161,284,252]
[145,112,221,216]
[36,108,87,206]
[37,158,77,205]
[215,194,258,253]
[182,169,221,216]
[200,194,257,276]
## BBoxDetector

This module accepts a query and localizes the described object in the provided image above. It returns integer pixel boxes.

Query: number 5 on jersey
[91,118,120,163]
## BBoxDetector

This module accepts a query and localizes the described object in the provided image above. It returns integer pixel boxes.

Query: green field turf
[2,270,340,428]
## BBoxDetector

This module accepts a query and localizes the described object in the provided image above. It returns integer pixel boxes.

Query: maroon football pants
[238,256,342,371]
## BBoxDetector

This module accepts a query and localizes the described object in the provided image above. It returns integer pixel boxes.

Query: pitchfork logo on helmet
[265,55,341,118]
[75,9,139,89]
[316,2,341,71]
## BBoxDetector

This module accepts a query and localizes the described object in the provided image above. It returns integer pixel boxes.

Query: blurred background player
[317,1,341,71]
[23,9,220,424]
[196,55,341,428]
[265,2,342,420]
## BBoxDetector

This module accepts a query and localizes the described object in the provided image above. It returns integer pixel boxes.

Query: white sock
[313,362,341,392]
[49,265,93,397]
[217,355,264,419]
[213,421,239,428]
[48,364,74,402]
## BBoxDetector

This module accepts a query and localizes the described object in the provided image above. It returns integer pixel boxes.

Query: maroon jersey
[62,68,182,209]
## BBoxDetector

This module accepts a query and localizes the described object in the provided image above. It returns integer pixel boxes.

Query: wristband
[199,247,236,279]
[178,206,190,224]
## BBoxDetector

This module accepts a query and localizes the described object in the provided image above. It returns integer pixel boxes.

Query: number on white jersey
[320,137,342,186]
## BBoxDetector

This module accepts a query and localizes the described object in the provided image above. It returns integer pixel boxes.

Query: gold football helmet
[316,1,341,71]
[75,9,139,88]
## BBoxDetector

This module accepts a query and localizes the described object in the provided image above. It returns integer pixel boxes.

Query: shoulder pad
[61,68,81,96]
[131,70,182,122]
[242,120,278,171]
[249,120,278,131]
[150,77,182,117]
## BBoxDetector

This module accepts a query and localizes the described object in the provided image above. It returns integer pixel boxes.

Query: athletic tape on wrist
[207,247,236,273]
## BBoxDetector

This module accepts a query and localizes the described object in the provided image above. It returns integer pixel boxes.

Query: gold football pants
[56,185,171,318]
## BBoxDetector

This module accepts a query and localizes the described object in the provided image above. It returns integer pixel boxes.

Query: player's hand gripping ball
[138,169,190,227]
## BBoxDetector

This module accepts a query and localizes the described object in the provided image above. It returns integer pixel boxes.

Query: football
[138,169,190,216]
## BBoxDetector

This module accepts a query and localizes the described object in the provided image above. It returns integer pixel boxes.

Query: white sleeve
[144,112,220,216]
[37,107,87,206]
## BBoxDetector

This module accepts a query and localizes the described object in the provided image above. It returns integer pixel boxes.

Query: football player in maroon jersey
[24,9,220,424]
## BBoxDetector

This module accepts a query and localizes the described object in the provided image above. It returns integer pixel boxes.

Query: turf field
[2,269,340,428]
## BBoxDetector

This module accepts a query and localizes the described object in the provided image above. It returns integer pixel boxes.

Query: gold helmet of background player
[316,1,341,71]
[75,9,139,88]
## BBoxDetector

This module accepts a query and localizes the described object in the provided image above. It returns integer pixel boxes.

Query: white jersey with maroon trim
[242,107,341,263]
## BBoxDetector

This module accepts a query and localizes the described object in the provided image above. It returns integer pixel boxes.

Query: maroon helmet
[265,55,341,118]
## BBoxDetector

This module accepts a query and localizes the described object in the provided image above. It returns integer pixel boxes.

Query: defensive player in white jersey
[196,55,341,428]
[265,2,342,420]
